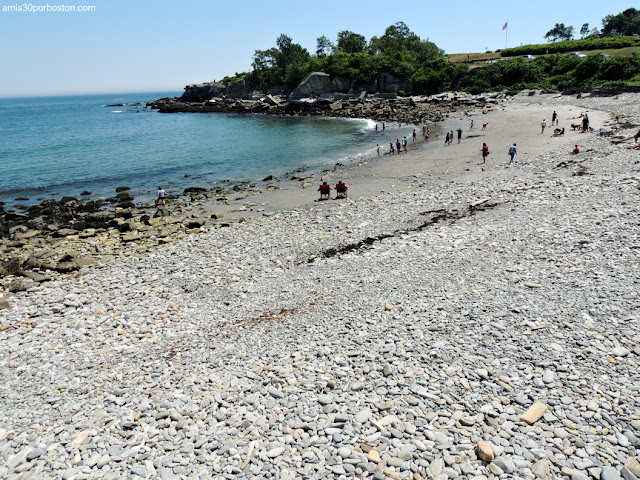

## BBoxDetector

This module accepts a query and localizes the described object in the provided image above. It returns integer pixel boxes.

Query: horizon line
[0,88,183,99]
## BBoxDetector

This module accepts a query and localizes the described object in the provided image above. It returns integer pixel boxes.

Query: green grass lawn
[447,46,640,63]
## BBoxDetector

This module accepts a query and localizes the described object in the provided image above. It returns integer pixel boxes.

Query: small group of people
[318,181,349,200]
[388,137,408,154]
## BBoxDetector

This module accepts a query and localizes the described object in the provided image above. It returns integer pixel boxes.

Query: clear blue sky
[0,0,634,97]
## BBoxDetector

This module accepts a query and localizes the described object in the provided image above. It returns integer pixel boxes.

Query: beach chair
[335,183,348,199]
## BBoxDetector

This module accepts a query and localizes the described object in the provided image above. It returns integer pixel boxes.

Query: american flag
[502,22,508,30]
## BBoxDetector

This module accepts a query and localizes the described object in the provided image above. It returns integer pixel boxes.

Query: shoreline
[0,91,633,289]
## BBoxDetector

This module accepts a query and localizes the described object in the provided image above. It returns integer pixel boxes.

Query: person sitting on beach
[156,186,166,207]
[335,181,349,199]
[552,127,565,137]
[318,182,331,200]
[572,145,580,154]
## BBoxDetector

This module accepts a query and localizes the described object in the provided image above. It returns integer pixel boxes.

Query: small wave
[110,110,123,113]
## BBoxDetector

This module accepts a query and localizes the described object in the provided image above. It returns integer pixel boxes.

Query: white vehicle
[569,52,587,58]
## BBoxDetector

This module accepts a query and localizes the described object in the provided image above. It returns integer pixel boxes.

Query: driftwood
[470,197,491,208]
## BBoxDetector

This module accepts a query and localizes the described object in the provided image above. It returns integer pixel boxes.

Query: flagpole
[505,21,508,49]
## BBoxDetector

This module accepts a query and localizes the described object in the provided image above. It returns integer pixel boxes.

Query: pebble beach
[1,92,640,480]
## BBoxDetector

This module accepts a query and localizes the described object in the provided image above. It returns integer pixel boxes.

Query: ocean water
[0,92,398,208]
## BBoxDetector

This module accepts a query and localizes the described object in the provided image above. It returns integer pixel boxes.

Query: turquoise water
[0,92,389,208]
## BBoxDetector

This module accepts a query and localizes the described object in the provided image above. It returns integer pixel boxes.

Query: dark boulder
[183,187,207,195]
[0,257,22,276]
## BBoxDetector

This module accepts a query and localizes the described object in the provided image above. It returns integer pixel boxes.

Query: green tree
[252,34,310,89]
[336,31,367,54]
[580,23,590,38]
[316,35,334,57]
[544,23,575,42]
[602,8,640,36]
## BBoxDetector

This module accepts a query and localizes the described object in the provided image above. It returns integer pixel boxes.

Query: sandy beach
[203,95,613,219]
[1,92,640,479]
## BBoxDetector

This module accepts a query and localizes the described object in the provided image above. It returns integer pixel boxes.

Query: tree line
[221,9,640,96]
[544,8,640,42]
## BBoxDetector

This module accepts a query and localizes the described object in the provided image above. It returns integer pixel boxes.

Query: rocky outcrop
[181,79,254,101]
[181,82,226,102]
[149,91,505,125]
[370,72,415,95]
[289,72,351,101]
[225,79,248,99]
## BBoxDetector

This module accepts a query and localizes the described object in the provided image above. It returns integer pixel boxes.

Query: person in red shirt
[318,182,331,200]
[481,143,489,164]
[572,145,580,154]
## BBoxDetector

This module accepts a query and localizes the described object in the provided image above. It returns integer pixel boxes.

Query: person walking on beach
[470,119,474,131]
[403,136,408,152]
[582,114,589,132]
[156,186,166,207]
[377,144,380,156]
[481,142,489,164]
[425,127,430,142]
[449,130,454,145]
[422,123,427,136]
[541,119,547,134]
[552,111,557,126]
[389,141,395,154]
[396,139,402,154]
[508,143,517,164]
[412,129,417,143]
[457,127,462,144]
[444,131,450,146]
